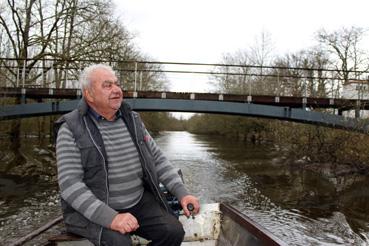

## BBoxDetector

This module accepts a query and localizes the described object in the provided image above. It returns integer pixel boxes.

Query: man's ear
[84,88,94,103]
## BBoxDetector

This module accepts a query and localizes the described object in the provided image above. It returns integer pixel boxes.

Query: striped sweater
[56,112,188,228]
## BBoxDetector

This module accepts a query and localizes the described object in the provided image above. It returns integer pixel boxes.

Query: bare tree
[249,30,275,95]
[0,0,69,86]
[0,0,146,165]
[211,51,252,95]
[210,31,276,95]
[316,26,369,83]
[0,0,141,88]
[249,30,275,67]
[273,53,306,97]
[308,48,331,97]
[271,47,331,98]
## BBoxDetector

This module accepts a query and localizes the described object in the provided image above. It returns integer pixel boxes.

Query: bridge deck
[0,87,367,110]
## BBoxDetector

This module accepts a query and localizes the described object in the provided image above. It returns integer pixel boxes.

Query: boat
[42,202,285,246]
[10,171,285,246]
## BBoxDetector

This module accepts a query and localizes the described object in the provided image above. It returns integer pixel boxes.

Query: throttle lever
[187,203,195,219]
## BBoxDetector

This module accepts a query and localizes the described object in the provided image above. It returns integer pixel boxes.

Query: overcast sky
[111,0,368,118]
[113,0,368,88]
[113,0,368,63]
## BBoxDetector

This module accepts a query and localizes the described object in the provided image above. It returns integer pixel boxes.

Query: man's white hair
[79,64,116,90]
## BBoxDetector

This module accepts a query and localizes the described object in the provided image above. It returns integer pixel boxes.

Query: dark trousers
[100,190,185,246]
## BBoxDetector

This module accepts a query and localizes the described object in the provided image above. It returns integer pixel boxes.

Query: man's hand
[180,195,200,217]
[110,213,139,234]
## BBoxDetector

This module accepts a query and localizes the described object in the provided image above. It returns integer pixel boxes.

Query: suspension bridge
[1,59,369,132]
[1,87,369,133]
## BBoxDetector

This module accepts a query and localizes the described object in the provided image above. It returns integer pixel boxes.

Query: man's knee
[101,228,132,246]
[164,221,185,241]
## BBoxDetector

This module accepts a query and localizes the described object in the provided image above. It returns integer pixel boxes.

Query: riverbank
[0,188,61,245]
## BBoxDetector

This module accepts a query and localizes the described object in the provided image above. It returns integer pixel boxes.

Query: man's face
[84,68,123,116]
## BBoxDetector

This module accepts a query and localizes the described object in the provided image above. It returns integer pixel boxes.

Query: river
[0,131,369,245]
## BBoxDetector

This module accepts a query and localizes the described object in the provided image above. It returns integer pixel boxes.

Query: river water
[0,131,369,245]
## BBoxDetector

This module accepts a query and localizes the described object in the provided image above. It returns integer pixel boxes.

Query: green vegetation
[185,113,369,173]
[186,114,268,143]
[274,123,369,171]
[140,112,187,133]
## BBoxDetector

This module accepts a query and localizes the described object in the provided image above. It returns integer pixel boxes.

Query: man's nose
[112,83,122,93]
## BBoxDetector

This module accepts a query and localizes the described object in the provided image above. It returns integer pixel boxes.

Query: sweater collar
[77,98,122,121]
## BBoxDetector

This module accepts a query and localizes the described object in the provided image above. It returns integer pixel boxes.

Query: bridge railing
[1,58,369,100]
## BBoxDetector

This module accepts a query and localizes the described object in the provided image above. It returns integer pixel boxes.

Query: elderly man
[55,64,200,246]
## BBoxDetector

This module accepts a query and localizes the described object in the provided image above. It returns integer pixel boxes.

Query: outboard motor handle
[187,203,195,219]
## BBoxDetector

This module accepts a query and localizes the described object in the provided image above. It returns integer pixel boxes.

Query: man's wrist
[175,186,190,201]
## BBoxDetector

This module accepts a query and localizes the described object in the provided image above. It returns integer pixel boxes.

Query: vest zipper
[131,113,169,212]
[83,117,108,246]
